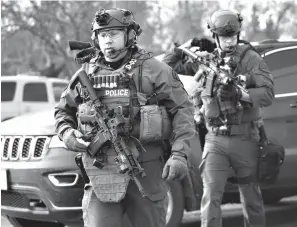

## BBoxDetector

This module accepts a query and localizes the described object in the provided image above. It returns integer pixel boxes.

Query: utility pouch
[201,94,220,119]
[204,72,217,97]
[139,105,172,143]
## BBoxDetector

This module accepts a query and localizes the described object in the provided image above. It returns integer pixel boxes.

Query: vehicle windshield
[1,81,16,102]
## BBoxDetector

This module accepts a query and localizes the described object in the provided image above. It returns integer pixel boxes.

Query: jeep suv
[1,74,68,121]
[1,40,297,227]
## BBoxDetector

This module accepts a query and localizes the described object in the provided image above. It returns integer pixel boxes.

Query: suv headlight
[48,135,67,149]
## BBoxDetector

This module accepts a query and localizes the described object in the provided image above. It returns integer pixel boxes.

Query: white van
[1,74,69,121]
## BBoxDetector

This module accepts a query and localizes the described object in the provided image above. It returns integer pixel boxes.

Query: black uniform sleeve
[152,63,197,157]
[243,51,274,107]
[54,75,81,140]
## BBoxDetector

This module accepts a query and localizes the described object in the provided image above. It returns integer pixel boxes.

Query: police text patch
[105,89,130,97]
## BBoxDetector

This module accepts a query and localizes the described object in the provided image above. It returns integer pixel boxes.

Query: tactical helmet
[207,9,243,36]
[91,8,142,47]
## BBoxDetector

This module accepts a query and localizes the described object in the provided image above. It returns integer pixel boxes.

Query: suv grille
[1,191,29,208]
[1,136,50,161]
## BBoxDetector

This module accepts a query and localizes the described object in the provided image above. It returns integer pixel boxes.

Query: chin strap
[215,33,240,53]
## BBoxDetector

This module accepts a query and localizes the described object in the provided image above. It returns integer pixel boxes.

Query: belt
[211,127,231,136]
[211,123,253,136]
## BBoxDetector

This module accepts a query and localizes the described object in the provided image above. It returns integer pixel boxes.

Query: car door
[262,46,297,186]
[20,82,52,114]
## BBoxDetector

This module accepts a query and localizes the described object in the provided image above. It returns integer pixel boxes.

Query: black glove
[162,152,189,181]
[217,84,242,101]
[62,128,89,153]
[191,37,216,52]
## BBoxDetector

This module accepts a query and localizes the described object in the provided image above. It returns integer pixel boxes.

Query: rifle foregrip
[88,131,111,157]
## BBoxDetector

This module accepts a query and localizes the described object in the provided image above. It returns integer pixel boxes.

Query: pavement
[1,196,297,227]
[182,195,297,227]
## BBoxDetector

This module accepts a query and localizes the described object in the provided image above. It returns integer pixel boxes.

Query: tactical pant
[200,132,265,227]
[82,180,167,227]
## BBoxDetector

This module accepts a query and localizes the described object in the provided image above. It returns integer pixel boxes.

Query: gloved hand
[62,128,89,152]
[162,152,189,181]
[191,37,217,52]
[217,84,242,101]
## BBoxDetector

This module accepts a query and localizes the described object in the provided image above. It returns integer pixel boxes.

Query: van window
[264,48,297,94]
[23,83,48,102]
[1,81,16,101]
[52,82,68,102]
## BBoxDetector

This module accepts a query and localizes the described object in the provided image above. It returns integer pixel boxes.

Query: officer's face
[217,34,238,53]
[97,29,126,61]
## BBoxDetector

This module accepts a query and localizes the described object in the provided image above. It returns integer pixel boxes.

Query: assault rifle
[179,46,248,97]
[179,46,249,129]
[71,64,147,197]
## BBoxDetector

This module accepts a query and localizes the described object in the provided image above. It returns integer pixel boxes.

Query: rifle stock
[69,40,92,51]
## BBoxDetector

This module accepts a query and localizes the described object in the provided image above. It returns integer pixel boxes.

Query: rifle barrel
[178,47,199,60]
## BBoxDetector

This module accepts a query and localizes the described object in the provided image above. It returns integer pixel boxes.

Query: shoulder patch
[259,61,270,73]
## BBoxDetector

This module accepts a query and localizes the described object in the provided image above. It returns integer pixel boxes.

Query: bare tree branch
[274,3,292,31]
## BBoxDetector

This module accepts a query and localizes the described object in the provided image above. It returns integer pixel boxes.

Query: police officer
[55,8,196,227]
[163,9,274,227]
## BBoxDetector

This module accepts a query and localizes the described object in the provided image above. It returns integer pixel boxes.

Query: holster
[75,153,90,184]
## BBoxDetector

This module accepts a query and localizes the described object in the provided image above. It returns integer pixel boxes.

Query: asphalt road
[2,196,297,227]
[182,195,297,227]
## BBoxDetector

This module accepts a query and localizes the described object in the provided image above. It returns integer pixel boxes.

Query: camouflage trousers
[200,132,266,227]
[82,181,167,227]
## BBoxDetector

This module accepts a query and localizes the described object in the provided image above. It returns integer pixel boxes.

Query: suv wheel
[6,216,65,227]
